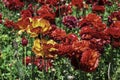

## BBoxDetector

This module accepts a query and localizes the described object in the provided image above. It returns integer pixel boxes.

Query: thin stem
[108,62,112,80]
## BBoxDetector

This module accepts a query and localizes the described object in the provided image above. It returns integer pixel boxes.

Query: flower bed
[0,0,120,80]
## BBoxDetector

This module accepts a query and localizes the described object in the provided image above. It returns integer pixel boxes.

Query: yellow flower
[27,18,51,37]
[32,39,44,57]
[32,39,57,58]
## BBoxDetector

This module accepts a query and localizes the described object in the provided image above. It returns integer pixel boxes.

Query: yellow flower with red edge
[32,38,57,58]
[17,17,51,37]
[27,17,51,37]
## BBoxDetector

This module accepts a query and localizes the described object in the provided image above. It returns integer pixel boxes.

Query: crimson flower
[80,49,100,72]
[108,11,120,25]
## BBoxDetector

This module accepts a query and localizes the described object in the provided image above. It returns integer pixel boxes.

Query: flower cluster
[2,0,120,72]
[3,0,24,10]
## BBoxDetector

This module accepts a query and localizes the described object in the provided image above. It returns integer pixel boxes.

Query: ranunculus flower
[78,13,105,31]
[4,19,19,29]
[50,28,66,41]
[37,5,55,23]
[62,15,78,29]
[108,11,120,25]
[3,0,24,10]
[80,49,100,72]
[92,5,105,13]
[71,0,83,9]
[27,17,51,37]
[32,38,57,58]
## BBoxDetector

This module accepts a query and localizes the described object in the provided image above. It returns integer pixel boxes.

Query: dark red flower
[92,5,105,13]
[4,19,19,29]
[23,56,52,72]
[80,49,100,72]
[108,11,120,25]
[55,4,72,17]
[22,37,28,46]
[20,4,33,19]
[111,40,120,48]
[3,0,24,10]
[20,9,32,19]
[71,0,83,9]
[62,15,78,29]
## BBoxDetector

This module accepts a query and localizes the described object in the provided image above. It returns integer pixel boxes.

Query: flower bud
[22,37,28,46]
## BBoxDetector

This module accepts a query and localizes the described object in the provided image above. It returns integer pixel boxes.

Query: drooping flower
[62,15,78,29]
[80,49,100,72]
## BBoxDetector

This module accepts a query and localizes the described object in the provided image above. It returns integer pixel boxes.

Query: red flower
[3,0,24,10]
[51,28,66,41]
[55,43,73,56]
[80,49,100,72]
[20,4,33,19]
[55,4,72,17]
[71,0,83,9]
[72,40,90,53]
[64,33,79,44]
[111,40,120,48]
[4,19,19,29]
[37,5,55,23]
[79,13,106,31]
[92,5,105,13]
